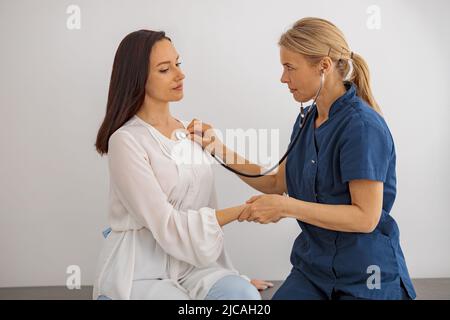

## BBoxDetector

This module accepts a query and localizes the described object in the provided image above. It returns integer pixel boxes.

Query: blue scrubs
[274,82,416,300]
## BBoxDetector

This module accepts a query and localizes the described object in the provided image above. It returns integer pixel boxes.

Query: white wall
[1,0,449,287]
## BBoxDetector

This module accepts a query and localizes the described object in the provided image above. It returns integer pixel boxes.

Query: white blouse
[92,115,247,300]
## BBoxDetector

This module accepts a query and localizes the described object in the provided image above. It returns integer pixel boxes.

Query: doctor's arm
[187,120,287,195]
[242,117,390,232]
[285,179,383,232]
[213,142,287,195]
[243,179,383,233]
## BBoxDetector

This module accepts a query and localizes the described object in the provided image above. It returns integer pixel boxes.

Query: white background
[1,0,449,287]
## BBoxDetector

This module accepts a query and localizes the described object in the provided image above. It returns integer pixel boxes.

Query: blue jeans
[96,275,261,300]
[205,275,261,300]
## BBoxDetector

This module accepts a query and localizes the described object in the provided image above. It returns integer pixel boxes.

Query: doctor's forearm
[214,144,278,194]
[215,204,247,227]
[284,197,377,233]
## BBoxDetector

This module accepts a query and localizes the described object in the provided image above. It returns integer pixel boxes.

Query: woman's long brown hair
[95,30,170,155]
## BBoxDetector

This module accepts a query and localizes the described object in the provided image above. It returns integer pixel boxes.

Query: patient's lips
[173,83,183,91]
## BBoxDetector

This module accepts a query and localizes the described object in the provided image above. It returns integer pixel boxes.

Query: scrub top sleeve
[339,120,392,183]
[108,130,224,267]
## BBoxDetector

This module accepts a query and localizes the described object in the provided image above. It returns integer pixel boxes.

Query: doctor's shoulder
[345,97,390,129]
[340,99,394,148]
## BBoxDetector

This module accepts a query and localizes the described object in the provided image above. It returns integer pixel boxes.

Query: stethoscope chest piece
[175,130,188,140]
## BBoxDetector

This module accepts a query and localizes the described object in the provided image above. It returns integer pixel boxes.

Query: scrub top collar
[323,81,356,119]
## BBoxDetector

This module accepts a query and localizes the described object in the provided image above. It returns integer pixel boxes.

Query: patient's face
[279,46,322,104]
[146,39,185,102]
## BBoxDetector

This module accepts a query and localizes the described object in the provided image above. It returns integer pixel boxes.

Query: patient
[92,30,273,300]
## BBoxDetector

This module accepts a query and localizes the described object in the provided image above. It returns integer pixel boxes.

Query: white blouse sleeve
[108,130,224,267]
[208,178,218,209]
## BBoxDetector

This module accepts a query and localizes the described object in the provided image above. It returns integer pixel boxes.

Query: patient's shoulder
[109,116,161,154]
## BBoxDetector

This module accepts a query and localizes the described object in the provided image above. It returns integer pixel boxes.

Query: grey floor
[0,279,449,300]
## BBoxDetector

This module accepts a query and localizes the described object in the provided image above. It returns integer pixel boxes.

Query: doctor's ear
[319,57,333,75]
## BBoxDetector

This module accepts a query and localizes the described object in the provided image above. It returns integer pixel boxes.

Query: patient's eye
[159,62,181,73]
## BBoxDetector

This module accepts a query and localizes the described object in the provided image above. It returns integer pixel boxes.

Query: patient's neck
[137,95,171,127]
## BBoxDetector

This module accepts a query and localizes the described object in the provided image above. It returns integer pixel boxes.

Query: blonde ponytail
[279,17,382,115]
[350,52,381,114]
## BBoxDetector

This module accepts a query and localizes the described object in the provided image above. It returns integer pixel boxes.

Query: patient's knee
[234,281,261,300]
[207,275,261,300]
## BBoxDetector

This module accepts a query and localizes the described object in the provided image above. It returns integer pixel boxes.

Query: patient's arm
[216,204,248,227]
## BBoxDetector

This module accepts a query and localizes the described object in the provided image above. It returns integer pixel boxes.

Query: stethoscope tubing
[211,72,325,178]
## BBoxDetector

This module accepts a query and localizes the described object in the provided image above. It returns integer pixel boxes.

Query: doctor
[188,17,416,300]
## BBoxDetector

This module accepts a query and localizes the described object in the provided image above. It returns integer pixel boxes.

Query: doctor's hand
[238,194,288,224]
[186,119,223,154]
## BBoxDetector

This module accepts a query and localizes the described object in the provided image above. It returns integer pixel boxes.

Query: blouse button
[311,160,316,164]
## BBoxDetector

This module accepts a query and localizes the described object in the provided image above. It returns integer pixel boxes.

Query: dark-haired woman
[92,30,271,300]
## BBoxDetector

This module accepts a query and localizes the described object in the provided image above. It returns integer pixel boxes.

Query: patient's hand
[250,279,274,291]
[186,119,222,154]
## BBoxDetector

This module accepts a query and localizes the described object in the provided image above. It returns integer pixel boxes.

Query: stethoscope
[175,72,325,178]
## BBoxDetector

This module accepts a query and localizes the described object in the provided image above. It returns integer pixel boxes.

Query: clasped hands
[238,194,289,224]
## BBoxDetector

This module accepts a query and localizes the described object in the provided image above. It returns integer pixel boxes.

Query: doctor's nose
[280,71,289,84]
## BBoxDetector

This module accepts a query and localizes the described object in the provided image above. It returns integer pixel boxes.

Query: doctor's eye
[176,62,182,67]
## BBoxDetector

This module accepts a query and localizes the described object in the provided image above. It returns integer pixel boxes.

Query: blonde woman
[93,30,272,300]
[189,18,416,300]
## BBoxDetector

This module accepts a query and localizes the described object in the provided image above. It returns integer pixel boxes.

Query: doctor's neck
[314,80,346,121]
[136,95,172,126]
